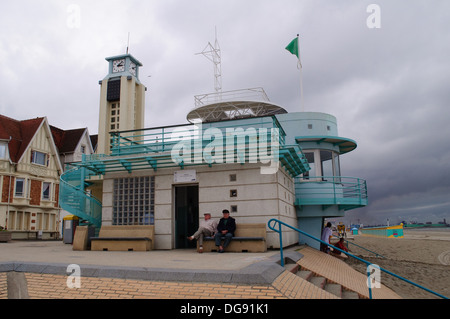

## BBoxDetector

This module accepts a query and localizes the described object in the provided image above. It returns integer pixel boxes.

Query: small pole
[297,34,305,112]
[127,32,130,54]
[279,222,284,267]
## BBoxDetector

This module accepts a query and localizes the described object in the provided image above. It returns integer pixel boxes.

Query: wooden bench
[197,223,267,252]
[91,225,154,251]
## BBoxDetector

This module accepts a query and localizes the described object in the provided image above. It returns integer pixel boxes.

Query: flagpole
[286,34,305,112]
[297,35,305,112]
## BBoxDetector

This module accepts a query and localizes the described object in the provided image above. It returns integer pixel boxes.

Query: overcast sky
[1,0,449,225]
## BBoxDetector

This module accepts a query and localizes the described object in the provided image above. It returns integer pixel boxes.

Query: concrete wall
[102,162,298,250]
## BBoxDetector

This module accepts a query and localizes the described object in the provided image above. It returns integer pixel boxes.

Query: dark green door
[175,185,199,248]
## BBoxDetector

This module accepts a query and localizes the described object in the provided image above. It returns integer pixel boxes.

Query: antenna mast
[126,32,130,54]
[196,27,222,94]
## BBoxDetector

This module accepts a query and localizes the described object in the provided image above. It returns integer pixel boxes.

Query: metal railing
[59,167,102,228]
[295,176,368,210]
[109,115,286,156]
[194,87,270,107]
[268,218,448,299]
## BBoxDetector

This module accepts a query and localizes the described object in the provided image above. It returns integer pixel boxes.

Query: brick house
[0,115,63,239]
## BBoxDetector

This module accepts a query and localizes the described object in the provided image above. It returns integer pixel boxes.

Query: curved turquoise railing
[268,218,447,299]
[294,176,368,210]
[59,167,102,228]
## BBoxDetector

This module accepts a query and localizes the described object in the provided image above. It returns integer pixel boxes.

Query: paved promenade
[0,240,401,300]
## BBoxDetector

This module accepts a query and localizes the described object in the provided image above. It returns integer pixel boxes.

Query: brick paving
[24,273,287,299]
[0,244,403,300]
[0,273,7,299]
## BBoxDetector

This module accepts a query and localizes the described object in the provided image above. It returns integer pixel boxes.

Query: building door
[174,185,199,249]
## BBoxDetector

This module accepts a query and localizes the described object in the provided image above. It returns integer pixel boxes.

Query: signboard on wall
[174,170,197,183]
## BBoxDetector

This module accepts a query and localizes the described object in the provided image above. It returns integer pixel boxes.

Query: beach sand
[343,228,450,299]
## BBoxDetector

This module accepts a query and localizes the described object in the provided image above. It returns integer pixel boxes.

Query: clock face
[129,62,137,76]
[112,59,125,73]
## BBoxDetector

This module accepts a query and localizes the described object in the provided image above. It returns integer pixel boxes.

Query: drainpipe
[5,136,13,230]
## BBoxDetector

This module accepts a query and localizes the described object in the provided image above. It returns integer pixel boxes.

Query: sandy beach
[343,228,450,299]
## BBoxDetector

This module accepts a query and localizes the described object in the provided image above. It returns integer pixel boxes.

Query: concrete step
[284,263,299,274]
[296,270,313,281]
[324,283,342,298]
[296,266,362,299]
[310,276,326,289]
[342,290,360,299]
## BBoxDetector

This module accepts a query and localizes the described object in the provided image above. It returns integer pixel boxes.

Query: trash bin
[63,215,79,244]
[352,228,358,235]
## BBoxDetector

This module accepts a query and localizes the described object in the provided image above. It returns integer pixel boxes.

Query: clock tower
[97,54,146,155]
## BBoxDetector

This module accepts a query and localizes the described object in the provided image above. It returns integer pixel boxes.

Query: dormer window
[31,150,48,166]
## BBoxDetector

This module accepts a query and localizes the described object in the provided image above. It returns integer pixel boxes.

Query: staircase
[59,166,102,229]
[283,257,362,299]
[297,269,360,299]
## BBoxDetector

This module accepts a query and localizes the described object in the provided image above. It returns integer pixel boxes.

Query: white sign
[174,170,197,183]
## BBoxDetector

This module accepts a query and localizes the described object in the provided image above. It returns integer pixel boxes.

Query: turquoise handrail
[268,218,448,299]
[59,167,102,228]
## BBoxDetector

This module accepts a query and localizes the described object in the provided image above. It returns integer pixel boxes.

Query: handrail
[59,167,102,228]
[268,218,448,299]
[109,115,286,155]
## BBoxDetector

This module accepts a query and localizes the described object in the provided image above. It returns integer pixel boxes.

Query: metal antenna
[126,32,130,54]
[196,27,222,94]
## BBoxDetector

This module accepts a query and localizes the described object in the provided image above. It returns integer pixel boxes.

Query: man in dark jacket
[214,209,236,253]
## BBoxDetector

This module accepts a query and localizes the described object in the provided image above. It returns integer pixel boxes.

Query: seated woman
[331,237,349,258]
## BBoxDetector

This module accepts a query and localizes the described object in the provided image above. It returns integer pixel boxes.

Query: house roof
[90,134,98,152]
[50,125,87,154]
[0,114,45,163]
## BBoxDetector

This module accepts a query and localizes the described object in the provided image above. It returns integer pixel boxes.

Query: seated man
[214,209,236,253]
[188,212,217,253]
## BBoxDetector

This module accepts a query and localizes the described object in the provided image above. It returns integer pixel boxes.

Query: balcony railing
[110,115,286,157]
[294,176,368,210]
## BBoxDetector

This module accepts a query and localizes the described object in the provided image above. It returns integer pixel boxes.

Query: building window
[308,124,313,129]
[42,182,51,200]
[230,189,237,197]
[231,205,238,213]
[15,178,25,197]
[81,145,86,154]
[229,174,236,182]
[0,142,8,159]
[302,150,341,181]
[113,176,155,225]
[302,152,316,179]
[320,150,334,178]
[31,150,47,166]
[110,102,120,131]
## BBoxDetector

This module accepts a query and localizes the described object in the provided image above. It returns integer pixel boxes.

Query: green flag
[285,37,299,59]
